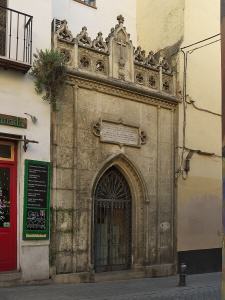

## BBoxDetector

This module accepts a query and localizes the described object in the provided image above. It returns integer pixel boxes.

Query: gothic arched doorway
[94,166,132,272]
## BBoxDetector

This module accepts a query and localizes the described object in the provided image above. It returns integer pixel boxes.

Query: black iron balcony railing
[74,0,96,8]
[0,5,33,71]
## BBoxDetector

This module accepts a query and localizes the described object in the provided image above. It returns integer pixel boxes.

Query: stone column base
[52,272,94,284]
[144,263,176,277]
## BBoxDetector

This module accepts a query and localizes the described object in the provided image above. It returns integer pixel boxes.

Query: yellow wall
[137,0,222,251]
[137,0,185,51]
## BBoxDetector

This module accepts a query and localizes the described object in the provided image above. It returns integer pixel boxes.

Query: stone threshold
[0,271,22,287]
[52,270,145,284]
[0,271,51,288]
[95,269,145,283]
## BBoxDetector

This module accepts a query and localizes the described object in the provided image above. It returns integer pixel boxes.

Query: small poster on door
[23,160,51,240]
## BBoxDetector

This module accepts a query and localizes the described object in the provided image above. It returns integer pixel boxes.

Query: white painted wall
[0,0,52,281]
[52,0,137,45]
[137,0,185,52]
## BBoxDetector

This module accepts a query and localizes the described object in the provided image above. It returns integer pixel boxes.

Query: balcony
[73,0,96,9]
[0,5,33,73]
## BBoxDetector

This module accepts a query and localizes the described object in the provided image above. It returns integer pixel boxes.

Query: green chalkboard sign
[23,160,51,240]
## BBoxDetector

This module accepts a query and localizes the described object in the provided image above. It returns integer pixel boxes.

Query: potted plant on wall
[31,49,66,109]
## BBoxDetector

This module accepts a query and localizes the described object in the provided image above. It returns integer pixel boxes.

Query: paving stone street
[0,272,221,300]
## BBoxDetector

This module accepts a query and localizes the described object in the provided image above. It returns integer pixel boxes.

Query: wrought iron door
[94,167,131,272]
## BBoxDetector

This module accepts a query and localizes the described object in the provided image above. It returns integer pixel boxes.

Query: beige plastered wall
[137,0,222,252]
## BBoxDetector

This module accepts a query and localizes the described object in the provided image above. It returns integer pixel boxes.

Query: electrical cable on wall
[176,34,221,179]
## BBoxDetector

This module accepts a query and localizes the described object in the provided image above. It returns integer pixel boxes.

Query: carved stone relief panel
[135,65,160,90]
[78,49,92,71]
[78,48,109,75]
[162,74,173,94]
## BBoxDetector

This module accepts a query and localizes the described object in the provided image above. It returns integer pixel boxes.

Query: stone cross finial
[117,15,124,24]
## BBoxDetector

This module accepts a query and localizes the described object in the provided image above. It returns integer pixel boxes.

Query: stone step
[0,271,22,287]
[94,270,145,283]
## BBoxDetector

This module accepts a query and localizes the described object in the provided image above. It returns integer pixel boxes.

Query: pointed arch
[91,153,148,203]
[91,153,148,270]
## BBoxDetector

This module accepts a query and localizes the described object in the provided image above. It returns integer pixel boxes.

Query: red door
[0,142,17,272]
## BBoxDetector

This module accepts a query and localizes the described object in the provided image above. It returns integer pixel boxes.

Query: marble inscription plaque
[101,121,139,146]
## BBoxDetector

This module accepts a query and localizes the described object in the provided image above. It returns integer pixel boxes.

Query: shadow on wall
[178,248,222,274]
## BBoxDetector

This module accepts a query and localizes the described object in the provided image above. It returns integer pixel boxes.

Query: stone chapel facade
[50,16,179,282]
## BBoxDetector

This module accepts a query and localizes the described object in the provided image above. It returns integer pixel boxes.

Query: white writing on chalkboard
[24,162,50,233]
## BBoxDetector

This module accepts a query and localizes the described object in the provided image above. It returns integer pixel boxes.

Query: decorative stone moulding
[53,16,175,95]
[92,118,147,148]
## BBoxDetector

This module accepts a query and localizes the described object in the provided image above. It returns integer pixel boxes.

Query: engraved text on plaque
[101,121,139,146]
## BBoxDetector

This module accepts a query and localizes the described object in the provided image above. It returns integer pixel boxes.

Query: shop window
[0,142,14,161]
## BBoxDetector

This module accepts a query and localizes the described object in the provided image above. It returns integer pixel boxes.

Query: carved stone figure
[56,20,75,44]
[134,46,146,64]
[92,32,108,53]
[161,57,172,74]
[145,51,158,68]
[76,26,92,47]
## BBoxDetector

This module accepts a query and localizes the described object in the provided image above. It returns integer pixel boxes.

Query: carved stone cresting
[76,26,92,48]
[161,57,172,74]
[117,14,124,25]
[92,119,147,148]
[105,28,115,43]
[56,20,75,44]
[134,46,146,65]
[146,51,158,69]
[106,15,134,81]
[53,17,175,97]
[92,32,108,53]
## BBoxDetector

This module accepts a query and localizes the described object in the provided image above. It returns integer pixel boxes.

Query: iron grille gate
[94,167,132,272]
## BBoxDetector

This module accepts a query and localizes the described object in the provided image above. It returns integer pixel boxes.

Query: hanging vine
[31,49,66,105]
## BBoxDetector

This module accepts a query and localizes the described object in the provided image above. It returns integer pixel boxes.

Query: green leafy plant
[31,49,66,104]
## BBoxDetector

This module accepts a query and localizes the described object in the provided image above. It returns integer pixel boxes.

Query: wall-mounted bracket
[23,135,39,152]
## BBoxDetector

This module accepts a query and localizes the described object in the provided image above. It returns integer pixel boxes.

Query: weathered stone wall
[51,76,176,278]
[51,16,178,281]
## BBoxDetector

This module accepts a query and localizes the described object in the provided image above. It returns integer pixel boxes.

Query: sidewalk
[0,272,221,300]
